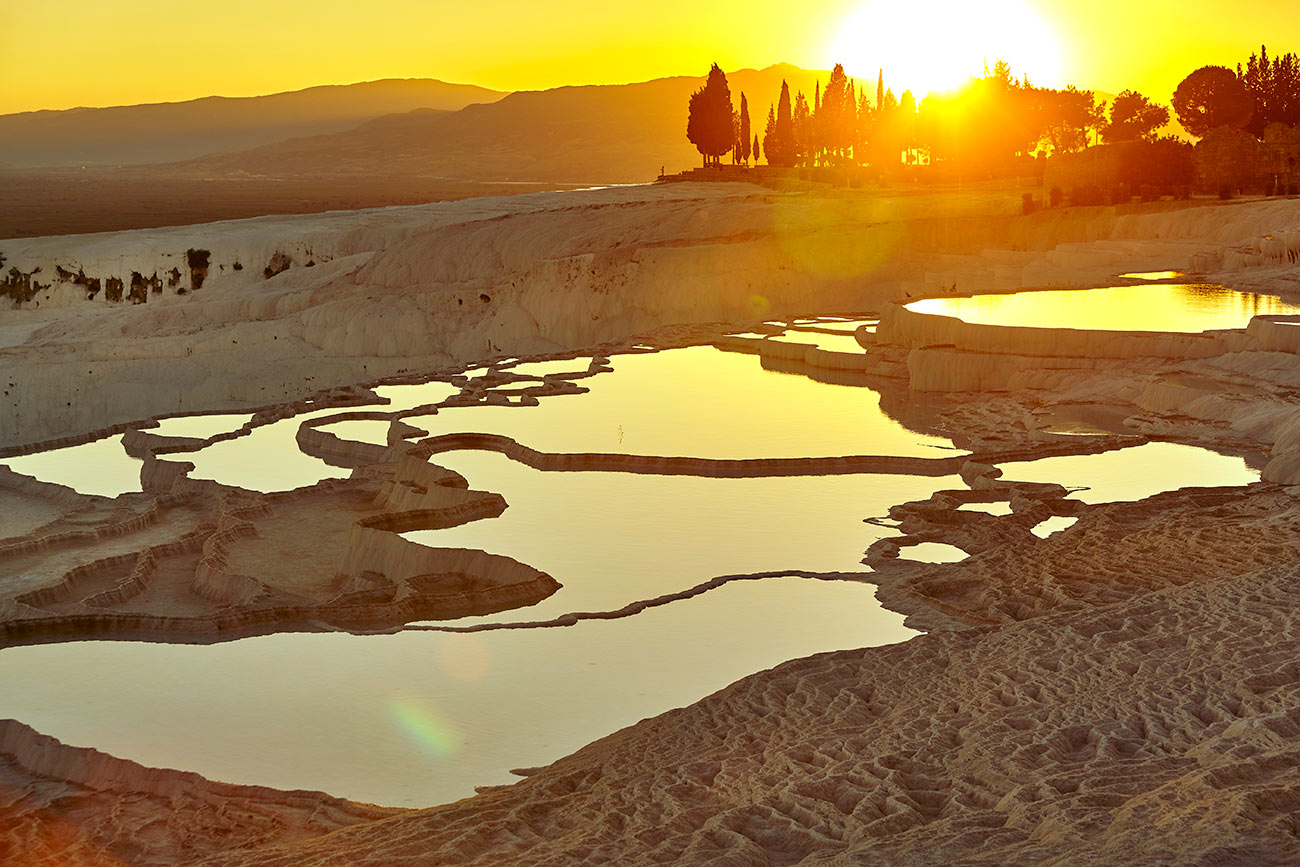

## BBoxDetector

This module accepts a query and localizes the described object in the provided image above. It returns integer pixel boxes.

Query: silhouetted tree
[793,90,812,166]
[730,107,741,163]
[764,106,777,165]
[865,81,903,167]
[1238,46,1300,135]
[739,93,752,165]
[1101,90,1170,142]
[818,63,856,164]
[1173,66,1253,138]
[1116,135,1195,190]
[1041,86,1104,153]
[753,135,760,164]
[917,61,1044,171]
[687,63,735,167]
[856,84,872,162]
[812,79,823,165]
[763,81,796,167]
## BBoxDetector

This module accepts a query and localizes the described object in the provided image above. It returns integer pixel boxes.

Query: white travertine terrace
[5,188,1300,865]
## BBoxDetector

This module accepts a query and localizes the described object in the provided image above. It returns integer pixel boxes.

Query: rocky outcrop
[0,718,403,866]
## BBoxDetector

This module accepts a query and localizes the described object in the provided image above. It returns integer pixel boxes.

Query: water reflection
[1032,516,1079,538]
[407,348,952,460]
[998,442,1258,504]
[768,332,868,352]
[898,542,967,563]
[1120,270,1184,281]
[906,285,1300,332]
[408,450,960,624]
[0,577,911,807]
[958,501,1013,516]
[185,407,366,492]
[0,434,141,498]
[151,413,252,438]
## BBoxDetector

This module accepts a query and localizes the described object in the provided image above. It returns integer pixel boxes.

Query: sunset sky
[0,0,1289,114]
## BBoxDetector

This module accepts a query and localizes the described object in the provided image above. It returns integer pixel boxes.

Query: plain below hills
[0,66,830,237]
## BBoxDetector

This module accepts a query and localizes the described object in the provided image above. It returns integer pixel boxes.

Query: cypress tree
[765,81,797,168]
[686,63,736,167]
[763,105,777,165]
[740,93,752,164]
[794,91,811,166]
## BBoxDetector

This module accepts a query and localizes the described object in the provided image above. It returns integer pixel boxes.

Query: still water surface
[907,285,1300,332]
[0,344,1266,808]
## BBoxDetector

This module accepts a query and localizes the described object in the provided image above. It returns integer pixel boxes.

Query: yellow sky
[0,0,1288,114]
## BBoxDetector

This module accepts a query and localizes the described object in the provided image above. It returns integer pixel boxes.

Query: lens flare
[388,696,464,757]
[436,633,492,682]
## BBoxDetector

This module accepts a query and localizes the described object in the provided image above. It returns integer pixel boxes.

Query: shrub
[1218,183,1235,200]
[1022,192,1036,215]
[1049,186,1064,208]
[1070,185,1106,207]
[185,248,211,292]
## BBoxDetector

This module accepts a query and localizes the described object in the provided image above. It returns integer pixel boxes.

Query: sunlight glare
[832,0,1062,98]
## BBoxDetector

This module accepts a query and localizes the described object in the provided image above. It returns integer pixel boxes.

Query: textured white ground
[5,189,1300,865]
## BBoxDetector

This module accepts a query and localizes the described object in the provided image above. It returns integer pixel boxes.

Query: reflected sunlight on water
[407,347,950,460]
[906,285,1300,332]
[998,442,1259,504]
[0,578,910,807]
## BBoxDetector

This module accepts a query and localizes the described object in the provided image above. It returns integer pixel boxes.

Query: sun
[830,0,1063,99]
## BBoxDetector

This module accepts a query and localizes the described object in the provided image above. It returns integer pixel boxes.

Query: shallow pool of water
[958,501,1014,516]
[997,442,1259,504]
[1,435,141,499]
[1032,516,1080,537]
[768,332,867,352]
[407,347,952,460]
[151,413,253,439]
[0,342,1270,811]
[409,450,957,625]
[1120,270,1184,281]
[0,577,911,808]
[906,285,1300,332]
[898,542,968,563]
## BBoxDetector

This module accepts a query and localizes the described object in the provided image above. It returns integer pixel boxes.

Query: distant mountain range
[4,67,1184,189]
[0,79,506,167]
[167,65,833,184]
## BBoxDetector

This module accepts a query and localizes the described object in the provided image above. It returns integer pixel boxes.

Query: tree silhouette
[1101,90,1170,142]
[819,63,856,164]
[763,80,796,167]
[1042,86,1103,153]
[1116,136,1194,189]
[856,85,872,162]
[753,135,760,165]
[687,63,735,167]
[1238,46,1300,135]
[1173,66,1253,138]
[917,62,1043,170]
[793,90,812,166]
[739,93,752,165]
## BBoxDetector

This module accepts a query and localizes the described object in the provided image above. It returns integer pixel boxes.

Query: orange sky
[0,0,1288,114]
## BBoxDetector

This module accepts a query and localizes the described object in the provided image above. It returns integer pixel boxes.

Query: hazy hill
[174,65,835,184]
[0,79,506,168]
